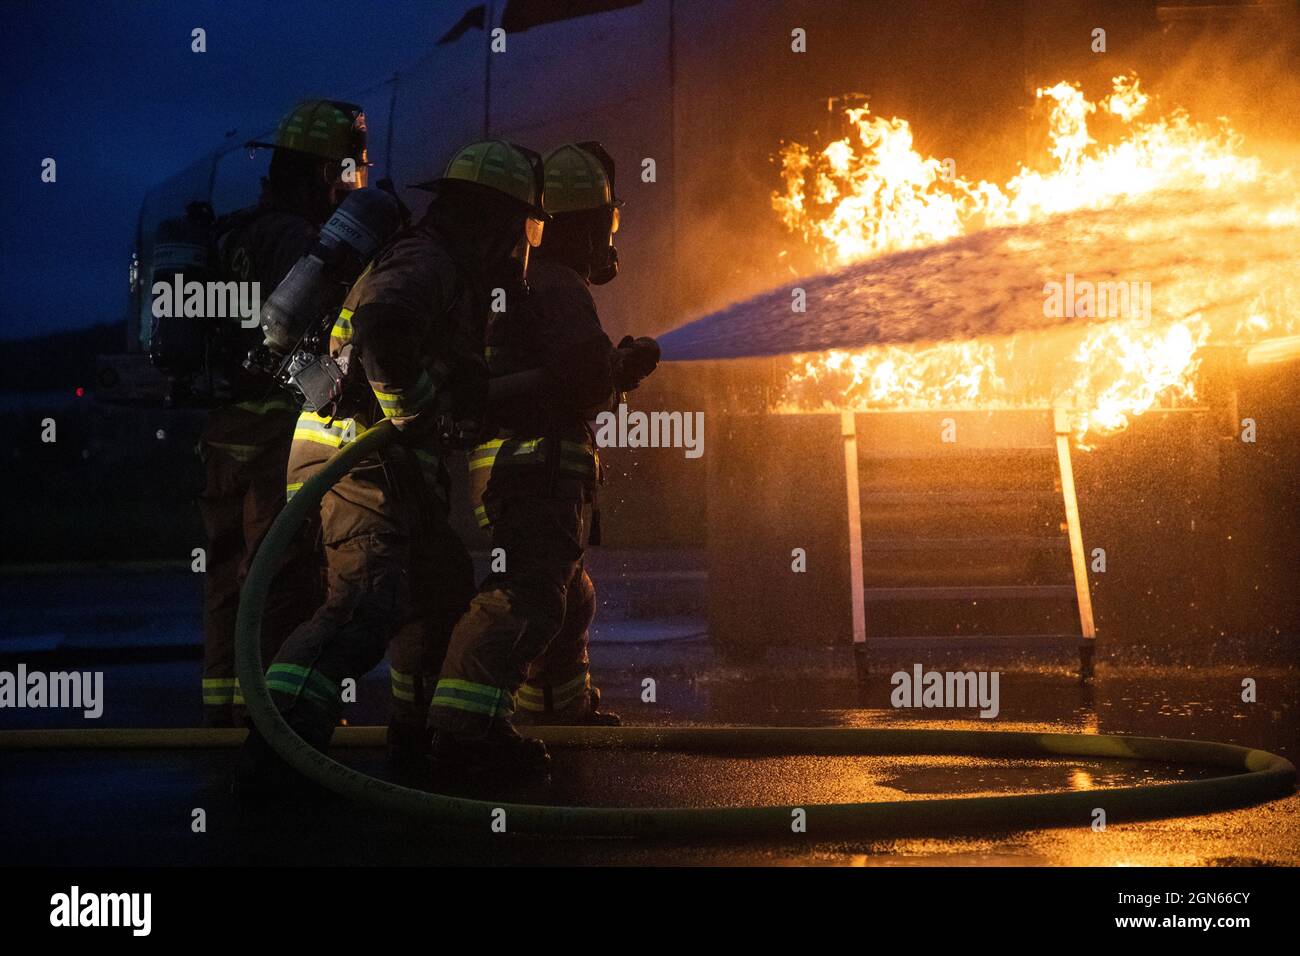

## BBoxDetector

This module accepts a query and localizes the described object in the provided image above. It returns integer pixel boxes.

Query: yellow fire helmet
[542,142,621,216]
[247,99,368,170]
[429,140,549,217]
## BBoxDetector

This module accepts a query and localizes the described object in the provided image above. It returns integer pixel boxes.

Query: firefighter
[200,99,367,727]
[235,140,550,792]
[428,142,661,776]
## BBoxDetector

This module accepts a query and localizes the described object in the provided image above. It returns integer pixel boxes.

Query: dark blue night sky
[2,0,469,341]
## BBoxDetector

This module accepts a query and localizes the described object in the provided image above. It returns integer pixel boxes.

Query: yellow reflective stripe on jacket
[373,368,436,420]
[285,481,304,502]
[329,308,354,348]
[469,437,596,476]
[467,439,503,472]
[292,412,359,448]
[371,360,448,420]
[468,437,544,471]
[329,261,371,348]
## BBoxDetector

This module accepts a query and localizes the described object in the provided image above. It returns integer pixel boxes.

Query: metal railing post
[1054,407,1097,681]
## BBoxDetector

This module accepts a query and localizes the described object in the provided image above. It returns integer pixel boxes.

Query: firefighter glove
[612,335,661,390]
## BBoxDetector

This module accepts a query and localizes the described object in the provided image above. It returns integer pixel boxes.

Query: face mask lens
[609,206,620,235]
[525,217,545,248]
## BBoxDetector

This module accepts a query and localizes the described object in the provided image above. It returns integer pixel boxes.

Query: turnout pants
[199,404,316,727]
[516,565,596,721]
[267,429,475,750]
[429,495,595,736]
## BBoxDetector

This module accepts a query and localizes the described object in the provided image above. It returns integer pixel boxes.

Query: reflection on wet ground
[2,640,1295,865]
[1,556,1295,869]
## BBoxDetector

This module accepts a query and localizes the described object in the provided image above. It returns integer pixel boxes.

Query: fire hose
[2,420,1293,836]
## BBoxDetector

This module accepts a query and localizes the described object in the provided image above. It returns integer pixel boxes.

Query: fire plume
[773,75,1296,441]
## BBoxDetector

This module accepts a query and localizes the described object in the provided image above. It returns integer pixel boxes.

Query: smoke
[1136,6,1300,152]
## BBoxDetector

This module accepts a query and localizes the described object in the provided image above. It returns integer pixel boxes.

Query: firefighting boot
[430,719,551,780]
[513,685,621,727]
[577,686,621,726]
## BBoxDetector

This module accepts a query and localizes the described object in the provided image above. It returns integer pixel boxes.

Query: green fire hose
[221,416,1298,836]
[5,420,1290,838]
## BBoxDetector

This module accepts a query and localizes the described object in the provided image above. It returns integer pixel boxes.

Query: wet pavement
[1,565,1296,865]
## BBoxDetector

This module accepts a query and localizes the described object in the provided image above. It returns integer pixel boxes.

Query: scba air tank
[259,187,403,354]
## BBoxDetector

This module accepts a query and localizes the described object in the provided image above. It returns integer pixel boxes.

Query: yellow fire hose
[3,420,1293,837]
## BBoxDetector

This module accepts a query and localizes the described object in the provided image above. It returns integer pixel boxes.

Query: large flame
[773,75,1296,440]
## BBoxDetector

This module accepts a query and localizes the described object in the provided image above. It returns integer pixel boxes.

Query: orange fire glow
[773,74,1297,441]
